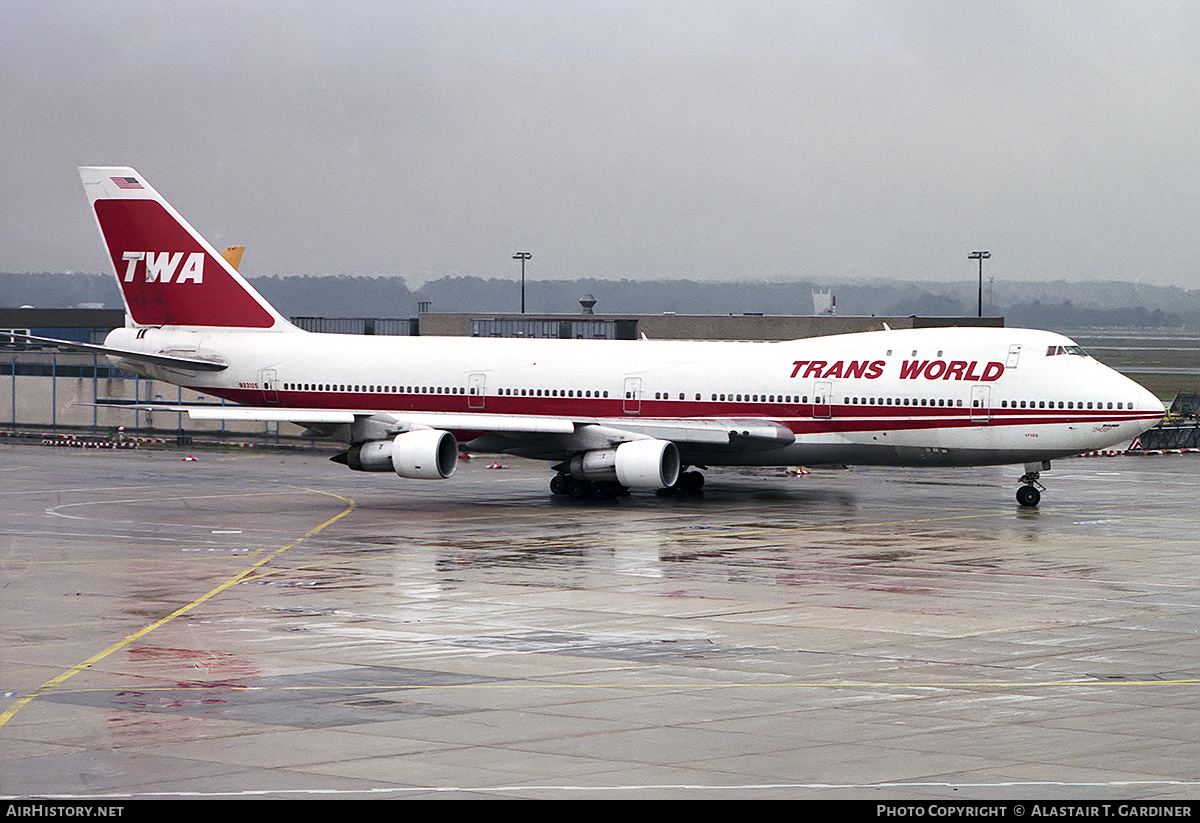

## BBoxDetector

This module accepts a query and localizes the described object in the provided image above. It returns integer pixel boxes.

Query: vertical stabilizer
[80,167,292,330]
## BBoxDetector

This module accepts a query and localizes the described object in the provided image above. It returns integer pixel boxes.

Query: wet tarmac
[1,444,1198,800]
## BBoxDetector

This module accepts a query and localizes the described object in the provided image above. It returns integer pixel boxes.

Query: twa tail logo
[122,251,205,284]
[91,198,278,329]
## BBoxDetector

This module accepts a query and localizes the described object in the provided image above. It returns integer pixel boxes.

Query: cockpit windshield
[1046,345,1088,357]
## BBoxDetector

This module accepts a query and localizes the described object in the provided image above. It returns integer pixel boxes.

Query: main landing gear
[549,468,707,500]
[1016,461,1049,508]
[660,469,705,496]
[549,474,625,501]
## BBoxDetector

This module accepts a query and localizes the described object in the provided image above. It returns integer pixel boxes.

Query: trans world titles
[789,359,1005,381]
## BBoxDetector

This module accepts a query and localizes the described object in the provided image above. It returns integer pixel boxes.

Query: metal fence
[469,318,636,339]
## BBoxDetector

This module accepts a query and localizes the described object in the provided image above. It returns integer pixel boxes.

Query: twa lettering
[120,251,205,284]
[789,359,1004,382]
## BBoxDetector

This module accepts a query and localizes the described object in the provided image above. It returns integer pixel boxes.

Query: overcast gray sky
[3,1,1200,288]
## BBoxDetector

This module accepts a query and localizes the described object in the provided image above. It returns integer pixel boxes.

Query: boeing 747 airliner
[37,167,1164,506]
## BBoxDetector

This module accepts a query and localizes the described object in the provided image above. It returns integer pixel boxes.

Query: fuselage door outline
[971,384,991,423]
[1007,344,1022,369]
[623,376,642,415]
[468,372,486,410]
[261,368,279,405]
[813,380,832,419]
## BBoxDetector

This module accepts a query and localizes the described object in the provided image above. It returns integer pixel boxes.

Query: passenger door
[971,385,991,423]
[812,380,832,419]
[261,368,279,405]
[623,376,642,415]
[468,372,486,410]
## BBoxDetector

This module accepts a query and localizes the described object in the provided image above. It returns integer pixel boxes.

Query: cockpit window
[1046,345,1089,357]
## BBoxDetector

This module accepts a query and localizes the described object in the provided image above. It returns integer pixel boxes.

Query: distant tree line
[4,271,1200,331]
[1005,301,1180,330]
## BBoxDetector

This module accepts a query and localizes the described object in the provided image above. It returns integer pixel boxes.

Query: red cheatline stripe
[190,387,1162,436]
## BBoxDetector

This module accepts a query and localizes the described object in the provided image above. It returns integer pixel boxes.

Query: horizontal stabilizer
[6,332,228,372]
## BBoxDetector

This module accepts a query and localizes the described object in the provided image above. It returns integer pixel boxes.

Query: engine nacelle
[568,439,680,490]
[343,430,458,479]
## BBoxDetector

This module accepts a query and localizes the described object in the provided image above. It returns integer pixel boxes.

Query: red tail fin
[80,167,291,330]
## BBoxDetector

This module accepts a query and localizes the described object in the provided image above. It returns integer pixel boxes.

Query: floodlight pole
[513,252,532,314]
[968,251,991,318]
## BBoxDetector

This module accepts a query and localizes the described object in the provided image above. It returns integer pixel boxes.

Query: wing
[93,402,794,455]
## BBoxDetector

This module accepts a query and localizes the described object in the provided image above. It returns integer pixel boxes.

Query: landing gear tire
[567,478,593,500]
[1016,485,1041,508]
[657,469,706,496]
[592,481,624,501]
[1016,466,1046,508]
[551,473,624,501]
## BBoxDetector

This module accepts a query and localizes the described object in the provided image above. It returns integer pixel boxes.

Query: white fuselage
[106,324,1164,468]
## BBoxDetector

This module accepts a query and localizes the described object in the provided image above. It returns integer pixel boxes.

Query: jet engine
[567,439,680,489]
[339,430,458,479]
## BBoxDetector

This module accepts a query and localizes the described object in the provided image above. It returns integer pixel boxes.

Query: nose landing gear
[1016,461,1049,507]
[1016,482,1042,507]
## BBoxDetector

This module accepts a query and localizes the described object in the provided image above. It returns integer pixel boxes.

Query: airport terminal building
[1,307,1002,441]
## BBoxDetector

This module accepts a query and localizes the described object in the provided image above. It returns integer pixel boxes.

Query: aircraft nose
[1129,377,1166,422]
